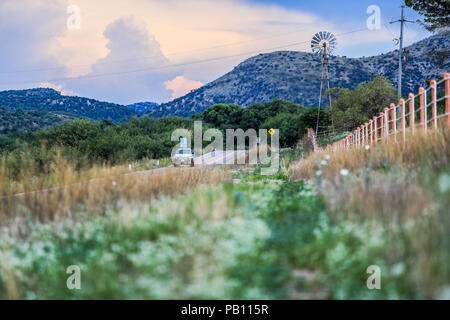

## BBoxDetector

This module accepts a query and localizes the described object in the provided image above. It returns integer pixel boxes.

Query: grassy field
[0,130,449,299]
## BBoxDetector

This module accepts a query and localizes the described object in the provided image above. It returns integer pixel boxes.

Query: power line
[0,25,324,75]
[0,27,371,86]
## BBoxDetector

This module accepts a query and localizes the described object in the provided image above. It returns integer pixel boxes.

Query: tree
[300,107,331,131]
[202,104,242,129]
[330,76,398,131]
[261,113,305,147]
[405,0,450,32]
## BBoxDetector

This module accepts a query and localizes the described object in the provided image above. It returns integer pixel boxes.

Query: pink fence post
[384,107,389,139]
[430,79,437,129]
[360,125,364,144]
[445,73,450,128]
[373,116,378,142]
[361,125,367,145]
[364,123,368,145]
[369,120,373,144]
[380,112,384,139]
[390,103,396,142]
[400,99,405,143]
[419,87,425,133]
[357,127,361,146]
[409,93,415,133]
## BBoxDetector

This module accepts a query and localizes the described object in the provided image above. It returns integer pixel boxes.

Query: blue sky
[248,0,430,56]
[0,0,431,104]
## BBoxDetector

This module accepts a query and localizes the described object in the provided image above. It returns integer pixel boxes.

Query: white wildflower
[438,174,450,193]
[316,170,323,177]
[390,263,405,276]
[340,169,349,176]
[365,145,370,150]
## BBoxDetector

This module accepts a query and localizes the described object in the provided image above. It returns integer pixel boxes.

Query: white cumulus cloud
[164,76,203,100]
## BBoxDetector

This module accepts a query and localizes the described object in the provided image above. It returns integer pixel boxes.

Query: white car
[173,148,195,167]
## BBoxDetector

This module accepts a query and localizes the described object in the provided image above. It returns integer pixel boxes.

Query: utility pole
[390,5,415,97]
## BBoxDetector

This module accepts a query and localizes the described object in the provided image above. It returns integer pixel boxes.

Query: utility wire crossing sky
[0,0,430,104]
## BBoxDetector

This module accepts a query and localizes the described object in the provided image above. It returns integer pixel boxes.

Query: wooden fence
[325,73,450,152]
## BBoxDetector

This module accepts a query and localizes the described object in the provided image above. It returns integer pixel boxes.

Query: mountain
[145,33,449,118]
[0,88,136,122]
[127,102,159,114]
[0,106,79,134]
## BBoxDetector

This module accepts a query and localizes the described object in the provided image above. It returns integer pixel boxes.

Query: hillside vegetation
[0,88,136,122]
[0,107,78,134]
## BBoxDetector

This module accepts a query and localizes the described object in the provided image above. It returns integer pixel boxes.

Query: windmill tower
[311,31,337,135]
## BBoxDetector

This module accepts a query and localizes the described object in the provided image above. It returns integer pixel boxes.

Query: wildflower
[390,263,405,276]
[320,160,328,166]
[365,145,370,150]
[315,170,322,177]
[112,181,117,187]
[340,169,349,176]
[438,174,450,193]
[325,155,331,161]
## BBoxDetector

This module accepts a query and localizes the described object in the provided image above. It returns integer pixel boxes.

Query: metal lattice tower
[311,31,337,135]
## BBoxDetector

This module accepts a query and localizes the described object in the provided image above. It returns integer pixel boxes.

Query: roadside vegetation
[1,126,448,299]
[0,75,448,299]
[0,159,229,226]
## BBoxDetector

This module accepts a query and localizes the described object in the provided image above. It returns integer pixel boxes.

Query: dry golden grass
[0,156,231,226]
[321,170,432,222]
[0,152,169,197]
[289,124,449,226]
[289,126,450,180]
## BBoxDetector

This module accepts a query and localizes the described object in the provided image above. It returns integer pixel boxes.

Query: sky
[0,0,431,105]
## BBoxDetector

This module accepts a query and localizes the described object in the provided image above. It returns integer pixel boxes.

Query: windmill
[311,31,337,135]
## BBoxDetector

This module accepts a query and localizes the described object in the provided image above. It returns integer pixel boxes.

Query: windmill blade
[311,30,337,56]
[312,34,321,43]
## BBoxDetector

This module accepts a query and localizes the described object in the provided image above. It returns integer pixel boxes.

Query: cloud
[164,76,203,100]
[55,0,325,83]
[39,82,78,96]
[66,16,175,104]
[0,0,71,90]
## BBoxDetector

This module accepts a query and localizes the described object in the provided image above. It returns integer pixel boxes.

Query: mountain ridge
[144,33,449,118]
[0,88,136,122]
